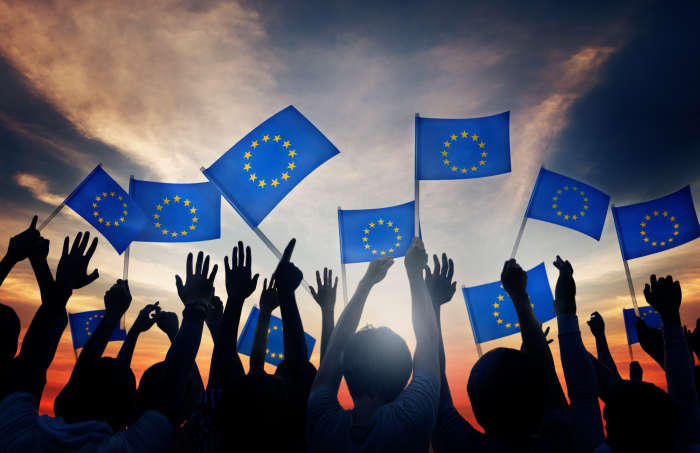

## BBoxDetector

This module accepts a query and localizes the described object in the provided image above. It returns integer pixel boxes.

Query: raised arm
[273,239,308,366]
[501,259,567,410]
[155,309,204,397]
[250,278,279,375]
[587,311,620,379]
[208,242,258,389]
[0,216,41,287]
[116,302,160,368]
[310,268,338,361]
[635,317,666,369]
[312,256,393,393]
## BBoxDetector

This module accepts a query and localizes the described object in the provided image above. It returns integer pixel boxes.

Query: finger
[175,275,184,294]
[262,278,268,292]
[316,270,322,289]
[195,251,203,275]
[441,253,448,278]
[70,232,83,255]
[208,264,219,284]
[447,259,454,282]
[643,283,651,301]
[238,241,244,268]
[450,281,456,294]
[62,236,69,257]
[78,231,90,254]
[85,238,98,261]
[543,326,550,336]
[245,245,252,271]
[30,215,38,230]
[432,254,440,276]
[202,255,210,277]
[281,238,296,264]
[309,287,317,299]
[650,274,657,288]
[250,273,259,290]
[501,260,509,276]
[232,245,239,271]
[323,267,328,285]
[85,269,99,285]
[224,256,230,275]
[186,253,193,280]
[333,276,338,290]
[328,269,333,286]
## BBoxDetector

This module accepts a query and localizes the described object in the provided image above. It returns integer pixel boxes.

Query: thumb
[85,269,99,285]
[175,275,184,294]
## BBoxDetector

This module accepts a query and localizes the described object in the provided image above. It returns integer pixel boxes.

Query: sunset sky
[1,0,699,424]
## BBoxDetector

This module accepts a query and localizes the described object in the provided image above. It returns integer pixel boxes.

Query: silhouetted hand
[310,268,337,312]
[5,215,41,264]
[629,361,643,382]
[686,318,700,359]
[643,274,682,326]
[206,295,224,339]
[425,253,456,307]
[55,231,98,290]
[553,256,576,316]
[260,278,280,313]
[587,312,605,337]
[224,241,259,300]
[175,251,217,307]
[104,279,132,316]
[635,316,665,367]
[28,236,50,263]
[273,239,303,294]
[543,326,554,345]
[404,237,427,276]
[363,256,394,285]
[501,258,528,299]
[156,310,179,341]
[132,302,160,334]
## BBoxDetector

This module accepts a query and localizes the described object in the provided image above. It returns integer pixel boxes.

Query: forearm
[116,327,141,368]
[0,255,16,287]
[279,290,307,364]
[209,297,244,387]
[593,334,620,378]
[408,271,439,375]
[663,322,700,444]
[250,309,272,374]
[77,310,122,365]
[320,307,334,361]
[589,352,620,403]
[29,256,53,301]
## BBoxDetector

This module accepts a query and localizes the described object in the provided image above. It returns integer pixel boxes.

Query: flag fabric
[415,111,510,180]
[129,179,221,242]
[64,165,148,254]
[612,186,700,260]
[68,310,126,350]
[462,262,555,343]
[202,106,339,228]
[525,168,610,240]
[338,201,415,264]
[237,306,316,366]
[623,306,663,345]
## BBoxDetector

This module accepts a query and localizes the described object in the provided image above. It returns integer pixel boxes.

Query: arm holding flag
[274,239,309,366]
[250,279,278,375]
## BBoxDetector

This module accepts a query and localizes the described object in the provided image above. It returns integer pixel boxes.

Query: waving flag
[338,201,415,264]
[415,111,510,180]
[237,306,316,366]
[462,262,555,343]
[64,165,147,254]
[612,186,700,260]
[525,168,610,240]
[68,310,126,350]
[129,179,220,242]
[623,306,663,345]
[203,106,339,228]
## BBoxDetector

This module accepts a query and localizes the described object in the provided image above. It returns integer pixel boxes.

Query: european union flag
[525,168,610,240]
[612,186,700,260]
[202,106,339,228]
[64,166,148,254]
[462,262,555,343]
[129,179,221,242]
[415,111,510,180]
[68,310,126,350]
[338,201,415,264]
[237,306,316,366]
[623,306,662,345]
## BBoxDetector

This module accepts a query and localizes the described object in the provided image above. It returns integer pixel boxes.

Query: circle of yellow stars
[492,290,533,329]
[152,195,199,238]
[92,192,128,227]
[441,130,487,174]
[266,324,283,359]
[640,210,679,247]
[243,134,297,189]
[84,312,104,336]
[551,185,589,221]
[362,218,402,256]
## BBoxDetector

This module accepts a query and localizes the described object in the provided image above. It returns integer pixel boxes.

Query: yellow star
[153,213,160,219]
[441,150,448,156]
[181,231,187,236]
[288,149,296,157]
[163,197,170,204]
[584,205,588,210]
[380,251,386,255]
[123,210,128,215]
[394,227,399,232]
[444,141,451,147]
[670,216,675,221]
[663,211,668,216]
[443,159,450,165]
[120,217,124,222]
[118,195,122,200]
[497,295,504,301]
[123,203,127,208]
[369,222,375,228]
[271,179,279,187]
[573,187,578,191]
[580,211,585,216]
[273,135,280,142]
[249,173,257,181]
[378,219,384,224]
[92,203,98,208]
[451,166,458,171]
[557,211,562,216]
[190,207,197,214]
[481,152,487,157]
[471,134,478,141]
[641,231,646,235]
[652,242,657,246]
[98,218,103,223]
[184,199,190,206]
[258,180,266,188]
[243,163,251,171]
[471,166,477,171]
[193,216,199,222]
[105,221,111,226]
[564,186,569,190]
[640,222,646,227]
[364,228,370,234]
[281,172,290,180]
[96,196,101,201]
[479,142,485,148]
[645,215,650,220]
[557,190,562,194]
[263,135,269,142]
[372,250,377,254]
[362,237,368,242]
[395,242,401,247]
[572,215,578,220]
[288,162,296,170]
[674,231,679,236]
[653,211,659,216]
[660,241,666,246]
[584,197,589,202]
[674,224,679,229]
[479,160,485,165]
[173,195,181,202]
[244,151,251,159]
[387,221,393,226]
[365,244,370,249]
[668,238,673,242]
[251,140,259,148]
[461,131,468,138]
[564,214,570,220]
[170,232,177,237]
[643,237,649,242]
[461,168,467,173]
[283,141,291,148]
[190,225,196,230]
[93,211,99,217]
[552,204,557,209]
[493,312,499,317]
[155,222,161,228]
[103,192,107,197]
[450,134,457,141]
[162,229,168,235]
[497,319,503,324]
[114,221,119,226]
[493,303,499,308]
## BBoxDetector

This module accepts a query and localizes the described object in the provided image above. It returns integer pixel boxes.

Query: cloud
[14,173,65,206]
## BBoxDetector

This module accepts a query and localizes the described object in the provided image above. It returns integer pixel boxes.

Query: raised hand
[587,312,605,337]
[55,231,99,290]
[553,256,576,316]
[310,268,337,312]
[404,237,427,276]
[260,278,280,313]
[205,295,224,339]
[104,279,132,316]
[155,310,179,342]
[224,241,259,301]
[629,361,643,382]
[643,274,682,326]
[543,326,554,345]
[5,215,41,264]
[425,253,456,307]
[272,239,303,294]
[175,251,218,307]
[363,256,394,285]
[687,318,700,359]
[132,302,160,334]
[501,259,528,299]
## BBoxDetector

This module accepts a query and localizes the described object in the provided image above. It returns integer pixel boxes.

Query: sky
[0,0,699,424]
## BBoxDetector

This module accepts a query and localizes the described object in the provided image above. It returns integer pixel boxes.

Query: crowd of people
[0,215,698,452]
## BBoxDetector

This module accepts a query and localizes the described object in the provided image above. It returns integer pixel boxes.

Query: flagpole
[510,215,528,260]
[38,163,103,231]
[122,246,130,280]
[611,203,640,317]
[337,206,349,305]
[627,343,634,362]
[414,113,420,236]
[462,284,483,358]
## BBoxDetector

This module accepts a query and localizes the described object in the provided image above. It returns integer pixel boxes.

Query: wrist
[183,304,207,319]
[321,305,335,317]
[660,312,681,327]
[1,253,18,268]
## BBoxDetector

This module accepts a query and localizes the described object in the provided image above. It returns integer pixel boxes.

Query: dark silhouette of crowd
[0,216,698,452]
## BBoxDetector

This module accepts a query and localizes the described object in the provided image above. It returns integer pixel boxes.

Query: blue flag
[462,262,555,343]
[612,186,700,260]
[64,166,148,254]
[623,306,662,345]
[338,201,415,264]
[203,106,339,228]
[68,310,126,350]
[129,179,221,242]
[415,111,510,180]
[237,306,316,366]
[525,168,610,240]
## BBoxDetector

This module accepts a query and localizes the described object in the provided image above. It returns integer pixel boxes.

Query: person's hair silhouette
[0,303,19,364]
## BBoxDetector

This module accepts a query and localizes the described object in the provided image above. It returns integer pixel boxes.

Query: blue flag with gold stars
[202,106,339,228]
[462,263,555,344]
[415,112,510,180]
[338,201,415,264]
[525,168,610,240]
[612,186,700,260]
[64,165,148,254]
[237,306,316,366]
[623,306,662,345]
[129,179,221,242]
[68,310,126,350]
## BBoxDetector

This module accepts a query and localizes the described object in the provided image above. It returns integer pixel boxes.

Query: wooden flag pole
[462,284,483,358]
[611,203,641,317]
[414,113,421,236]
[510,215,528,260]
[337,206,349,306]
[122,246,130,280]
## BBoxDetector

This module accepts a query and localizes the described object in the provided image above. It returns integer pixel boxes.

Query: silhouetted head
[604,380,677,453]
[0,303,20,364]
[467,347,546,440]
[342,326,412,404]
[135,361,201,424]
[54,357,136,431]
